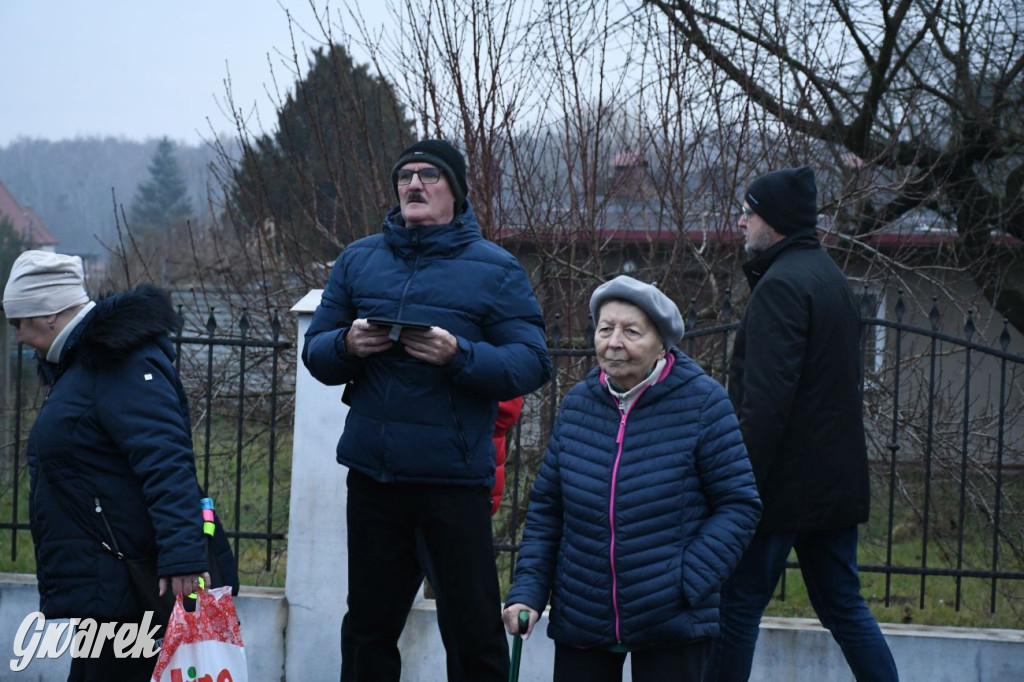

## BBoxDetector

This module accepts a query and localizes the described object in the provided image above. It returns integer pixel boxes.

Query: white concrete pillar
[285,290,349,681]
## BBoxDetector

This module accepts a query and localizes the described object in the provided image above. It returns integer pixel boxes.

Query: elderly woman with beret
[3,251,237,682]
[502,275,761,681]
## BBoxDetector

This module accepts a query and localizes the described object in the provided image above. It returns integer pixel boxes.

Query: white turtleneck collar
[604,355,668,413]
[46,301,96,363]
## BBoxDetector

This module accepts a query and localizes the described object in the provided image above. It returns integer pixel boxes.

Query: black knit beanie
[392,139,468,213]
[745,166,818,235]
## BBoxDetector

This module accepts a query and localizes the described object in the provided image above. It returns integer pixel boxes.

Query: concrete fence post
[285,290,349,680]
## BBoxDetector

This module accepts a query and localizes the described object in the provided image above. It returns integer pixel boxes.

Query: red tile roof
[0,180,58,247]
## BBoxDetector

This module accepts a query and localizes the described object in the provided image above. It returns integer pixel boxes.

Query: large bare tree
[349,0,750,339]
[645,0,1024,330]
[85,0,1024,614]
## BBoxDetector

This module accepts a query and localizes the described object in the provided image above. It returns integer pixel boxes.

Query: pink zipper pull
[616,414,627,444]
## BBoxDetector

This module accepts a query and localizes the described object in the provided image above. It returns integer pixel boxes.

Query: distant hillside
[0,137,227,258]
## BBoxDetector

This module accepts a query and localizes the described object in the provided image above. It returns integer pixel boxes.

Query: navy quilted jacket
[506,350,761,648]
[28,285,238,621]
[302,201,551,486]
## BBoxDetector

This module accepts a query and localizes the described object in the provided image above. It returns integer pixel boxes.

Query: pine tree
[0,215,28,286]
[229,44,414,261]
[1,215,28,369]
[131,137,194,232]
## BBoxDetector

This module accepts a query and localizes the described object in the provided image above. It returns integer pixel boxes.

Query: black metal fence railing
[497,289,1024,620]
[853,290,1024,615]
[0,307,294,583]
[4,289,1024,619]
[169,308,293,573]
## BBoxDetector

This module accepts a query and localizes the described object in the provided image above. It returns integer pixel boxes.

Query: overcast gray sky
[0,1,388,147]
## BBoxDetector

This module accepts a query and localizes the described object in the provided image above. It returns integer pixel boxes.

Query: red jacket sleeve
[489,396,525,515]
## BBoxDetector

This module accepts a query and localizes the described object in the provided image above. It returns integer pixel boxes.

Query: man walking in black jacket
[704,167,899,681]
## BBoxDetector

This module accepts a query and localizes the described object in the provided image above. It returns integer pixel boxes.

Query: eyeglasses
[741,207,755,219]
[396,168,442,186]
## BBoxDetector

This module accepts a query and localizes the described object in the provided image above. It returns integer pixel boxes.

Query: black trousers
[67,621,157,682]
[341,530,466,681]
[344,470,509,682]
[554,639,711,682]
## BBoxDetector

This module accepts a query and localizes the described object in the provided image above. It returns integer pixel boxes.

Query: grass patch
[758,467,1024,629]
[492,466,1024,629]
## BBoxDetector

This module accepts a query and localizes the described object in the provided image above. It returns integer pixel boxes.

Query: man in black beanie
[391,138,470,215]
[705,168,899,681]
[303,140,551,682]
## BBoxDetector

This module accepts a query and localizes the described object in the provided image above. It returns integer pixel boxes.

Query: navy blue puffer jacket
[303,202,551,486]
[506,350,761,648]
[28,285,238,621]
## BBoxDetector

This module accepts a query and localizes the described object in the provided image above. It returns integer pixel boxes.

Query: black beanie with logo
[745,166,818,235]
[392,139,469,213]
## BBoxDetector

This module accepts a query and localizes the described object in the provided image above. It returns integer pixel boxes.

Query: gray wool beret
[589,275,685,350]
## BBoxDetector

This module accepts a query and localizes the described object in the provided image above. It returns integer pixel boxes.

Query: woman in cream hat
[4,251,237,682]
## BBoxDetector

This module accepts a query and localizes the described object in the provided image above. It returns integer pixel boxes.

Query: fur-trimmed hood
[62,284,182,370]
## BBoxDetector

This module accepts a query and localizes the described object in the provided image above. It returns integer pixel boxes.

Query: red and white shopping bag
[151,586,247,682]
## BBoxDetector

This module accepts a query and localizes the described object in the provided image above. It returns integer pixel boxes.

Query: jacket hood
[67,284,182,368]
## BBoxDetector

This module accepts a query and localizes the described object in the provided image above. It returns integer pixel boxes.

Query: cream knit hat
[3,250,90,319]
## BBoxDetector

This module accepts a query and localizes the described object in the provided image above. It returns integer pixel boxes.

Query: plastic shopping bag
[150,586,247,682]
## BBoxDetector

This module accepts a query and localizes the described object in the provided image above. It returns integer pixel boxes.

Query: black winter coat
[729,230,870,531]
[28,285,238,621]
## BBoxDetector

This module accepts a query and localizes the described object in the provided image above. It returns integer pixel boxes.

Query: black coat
[729,230,870,531]
[28,285,238,621]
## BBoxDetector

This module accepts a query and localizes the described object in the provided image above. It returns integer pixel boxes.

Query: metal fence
[170,309,293,574]
[853,290,1024,615]
[3,290,1024,619]
[499,289,1024,620]
[0,307,293,583]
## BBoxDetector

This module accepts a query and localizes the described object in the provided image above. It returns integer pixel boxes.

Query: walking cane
[508,610,530,682]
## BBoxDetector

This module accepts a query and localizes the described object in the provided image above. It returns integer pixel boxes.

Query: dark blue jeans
[704,526,899,682]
